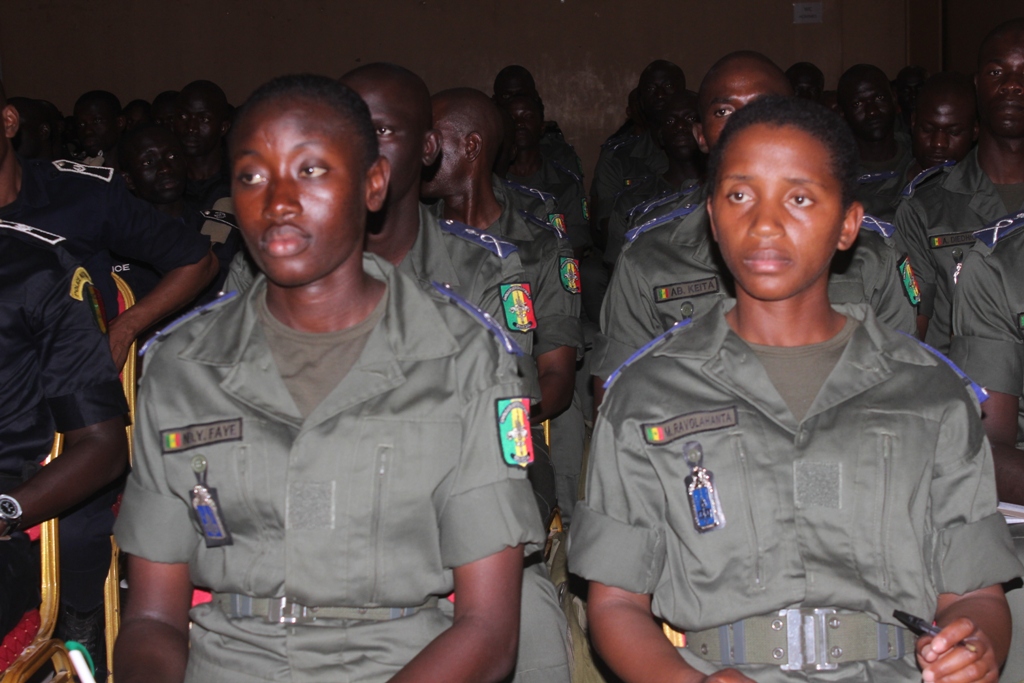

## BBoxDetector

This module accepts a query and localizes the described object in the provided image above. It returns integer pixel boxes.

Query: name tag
[653,277,719,302]
[161,419,243,454]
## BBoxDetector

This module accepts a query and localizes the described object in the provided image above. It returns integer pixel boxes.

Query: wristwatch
[0,494,23,535]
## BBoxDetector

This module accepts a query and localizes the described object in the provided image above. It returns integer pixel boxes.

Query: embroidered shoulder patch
[439,219,518,258]
[499,282,538,332]
[84,281,107,333]
[643,407,738,445]
[0,220,65,245]
[897,255,921,306]
[161,418,243,454]
[581,196,590,222]
[69,266,92,301]
[140,290,239,356]
[496,398,534,468]
[431,282,523,356]
[860,215,895,239]
[517,209,566,239]
[52,159,114,182]
[559,257,581,294]
[901,160,954,197]
[1017,313,1024,331]
[547,213,567,235]
[653,277,719,302]
[972,210,1024,247]
[928,231,976,249]
[624,203,698,243]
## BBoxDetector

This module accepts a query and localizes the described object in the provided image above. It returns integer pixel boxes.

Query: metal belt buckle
[267,597,314,624]
[780,608,839,671]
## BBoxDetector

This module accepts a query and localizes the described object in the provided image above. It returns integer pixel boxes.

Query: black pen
[893,610,978,653]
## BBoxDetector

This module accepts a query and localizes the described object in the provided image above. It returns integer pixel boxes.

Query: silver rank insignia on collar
[683,441,725,533]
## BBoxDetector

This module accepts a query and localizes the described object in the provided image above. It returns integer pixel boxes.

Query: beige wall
[2,0,922,183]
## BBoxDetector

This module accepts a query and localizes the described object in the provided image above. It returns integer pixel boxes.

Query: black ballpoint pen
[893,610,978,653]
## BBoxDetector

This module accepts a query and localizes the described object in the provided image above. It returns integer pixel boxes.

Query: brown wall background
[0,0,1010,184]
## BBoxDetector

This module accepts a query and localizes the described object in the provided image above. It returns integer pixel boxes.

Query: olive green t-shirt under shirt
[746,317,858,423]
[259,287,387,419]
[994,182,1024,215]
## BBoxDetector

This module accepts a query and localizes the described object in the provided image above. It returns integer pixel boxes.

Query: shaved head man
[911,72,978,173]
[174,80,232,209]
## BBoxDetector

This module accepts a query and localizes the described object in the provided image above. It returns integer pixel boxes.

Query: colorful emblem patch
[69,266,92,301]
[160,418,243,454]
[500,283,537,332]
[559,257,581,294]
[643,407,738,445]
[928,231,975,249]
[1018,313,1024,331]
[547,213,567,235]
[496,398,534,468]
[581,197,590,222]
[84,283,107,334]
[897,255,921,306]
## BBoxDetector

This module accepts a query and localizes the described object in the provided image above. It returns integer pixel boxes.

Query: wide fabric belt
[213,592,438,624]
[684,608,911,671]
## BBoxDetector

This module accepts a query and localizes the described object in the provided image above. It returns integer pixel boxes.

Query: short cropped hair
[229,74,378,170]
[75,90,122,115]
[707,95,860,209]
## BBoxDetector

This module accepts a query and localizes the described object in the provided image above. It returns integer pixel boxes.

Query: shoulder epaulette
[517,209,567,239]
[549,159,582,184]
[897,332,988,404]
[860,215,896,239]
[625,203,698,243]
[201,209,238,229]
[604,317,693,389]
[628,183,701,221]
[439,218,518,258]
[0,220,65,245]
[972,210,1024,247]
[431,281,524,356]
[502,178,555,204]
[140,290,239,357]
[601,134,640,151]
[900,160,955,197]
[857,169,900,185]
[52,159,114,182]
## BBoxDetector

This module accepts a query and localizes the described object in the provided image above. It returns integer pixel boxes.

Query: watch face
[0,497,18,517]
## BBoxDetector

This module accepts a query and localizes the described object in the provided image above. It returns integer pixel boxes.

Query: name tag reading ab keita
[683,441,724,533]
[189,454,233,547]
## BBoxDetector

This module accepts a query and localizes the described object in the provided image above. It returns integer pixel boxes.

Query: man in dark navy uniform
[0,79,218,370]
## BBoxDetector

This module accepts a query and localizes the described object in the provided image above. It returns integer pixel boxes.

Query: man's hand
[917,617,998,683]
[107,314,137,370]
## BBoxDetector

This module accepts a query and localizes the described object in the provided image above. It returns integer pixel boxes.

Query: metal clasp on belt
[780,608,839,671]
[266,596,316,624]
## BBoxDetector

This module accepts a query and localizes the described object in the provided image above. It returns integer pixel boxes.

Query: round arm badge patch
[559,257,581,294]
[69,266,107,333]
[500,283,537,332]
[496,398,534,468]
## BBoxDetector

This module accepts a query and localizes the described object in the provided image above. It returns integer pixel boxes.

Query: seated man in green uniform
[340,62,571,683]
[837,64,914,221]
[590,60,686,232]
[423,88,584,523]
[785,61,825,104]
[604,89,703,270]
[896,19,1024,353]
[113,74,542,683]
[907,72,978,181]
[570,93,1021,683]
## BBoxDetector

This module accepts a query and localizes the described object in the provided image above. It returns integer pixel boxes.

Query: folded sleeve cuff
[440,478,544,568]
[114,478,199,563]
[534,315,584,359]
[949,336,1023,396]
[567,503,665,594]
[48,379,128,432]
[931,512,1024,594]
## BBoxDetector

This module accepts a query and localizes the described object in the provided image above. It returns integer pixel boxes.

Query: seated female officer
[112,74,542,683]
[568,95,1022,683]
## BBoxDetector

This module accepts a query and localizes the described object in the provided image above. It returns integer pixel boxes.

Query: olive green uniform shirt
[604,177,701,268]
[508,157,591,254]
[853,139,915,222]
[570,301,1022,682]
[895,149,1020,352]
[593,197,917,381]
[115,254,543,682]
[950,215,1024,444]
[590,132,668,230]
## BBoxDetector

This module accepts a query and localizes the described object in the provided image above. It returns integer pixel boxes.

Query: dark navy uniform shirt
[0,158,211,320]
[0,223,128,482]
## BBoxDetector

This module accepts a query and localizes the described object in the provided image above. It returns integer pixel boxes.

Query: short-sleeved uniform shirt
[115,254,543,682]
[0,158,211,319]
[507,157,591,254]
[570,301,1022,682]
[590,132,669,230]
[0,221,128,480]
[895,148,1016,352]
[950,215,1024,444]
[593,195,916,381]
